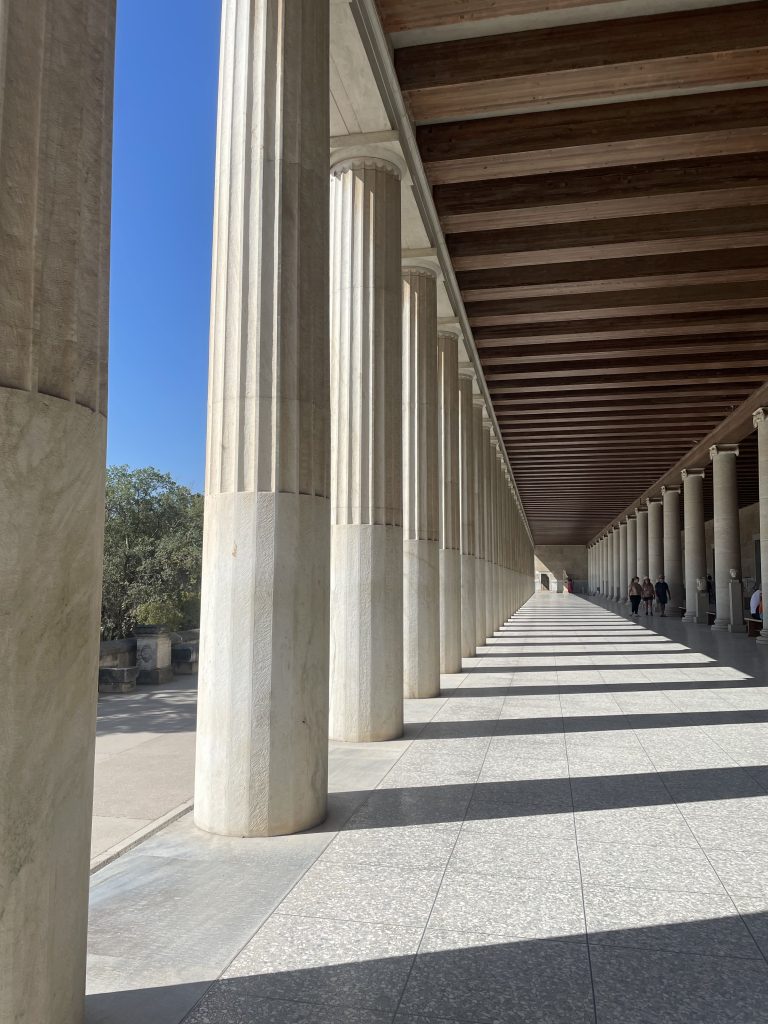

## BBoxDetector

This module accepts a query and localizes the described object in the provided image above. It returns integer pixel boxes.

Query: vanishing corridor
[88,592,768,1024]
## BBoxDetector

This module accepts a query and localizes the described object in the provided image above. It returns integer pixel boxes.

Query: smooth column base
[196,491,330,837]
[461,553,476,658]
[404,538,440,698]
[474,556,486,646]
[757,630,768,645]
[330,524,404,742]
[1,390,106,1024]
[440,548,462,673]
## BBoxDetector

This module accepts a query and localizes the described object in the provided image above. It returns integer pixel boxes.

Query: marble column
[647,497,664,581]
[328,156,403,740]
[662,484,683,611]
[458,367,477,656]
[619,520,628,603]
[611,528,620,600]
[710,444,743,632]
[197,0,331,836]
[438,332,462,673]
[682,468,708,623]
[636,505,649,581]
[402,267,440,697]
[483,414,496,637]
[753,410,768,644]
[627,515,637,586]
[472,397,486,645]
[0,2,115,1020]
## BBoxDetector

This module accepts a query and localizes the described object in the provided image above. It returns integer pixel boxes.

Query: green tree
[101,466,204,639]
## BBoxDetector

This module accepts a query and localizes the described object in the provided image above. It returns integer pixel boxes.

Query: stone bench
[746,616,763,638]
[98,665,140,694]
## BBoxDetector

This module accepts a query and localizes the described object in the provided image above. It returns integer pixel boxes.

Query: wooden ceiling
[376,0,768,544]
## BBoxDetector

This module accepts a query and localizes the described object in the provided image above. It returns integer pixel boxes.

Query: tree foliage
[101,466,204,640]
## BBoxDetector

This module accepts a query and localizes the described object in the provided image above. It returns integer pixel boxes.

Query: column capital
[646,496,662,507]
[709,443,739,460]
[681,467,706,481]
[753,407,768,427]
[662,484,681,496]
[627,511,637,520]
[458,360,475,381]
[402,258,439,279]
[636,505,647,516]
[331,152,403,181]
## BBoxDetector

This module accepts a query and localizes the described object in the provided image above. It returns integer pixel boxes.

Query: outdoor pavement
[87,593,768,1023]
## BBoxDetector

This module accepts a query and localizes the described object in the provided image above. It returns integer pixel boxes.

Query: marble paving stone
[577,840,726,895]
[705,848,768,897]
[583,884,761,958]
[591,945,768,1024]
[221,914,421,1012]
[399,928,594,1023]
[184,989,395,1024]
[342,784,472,831]
[321,825,458,872]
[461,809,575,843]
[428,870,586,941]
[466,777,573,821]
[447,830,581,884]
[573,805,698,848]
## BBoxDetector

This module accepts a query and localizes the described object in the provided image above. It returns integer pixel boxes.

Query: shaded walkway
[87,593,768,1023]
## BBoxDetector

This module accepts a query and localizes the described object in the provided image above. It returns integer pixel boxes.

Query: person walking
[655,574,671,617]
[641,577,655,615]
[628,576,642,617]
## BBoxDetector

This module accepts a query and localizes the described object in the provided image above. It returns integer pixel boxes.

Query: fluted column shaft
[710,445,742,631]
[662,485,683,610]
[402,268,440,697]
[636,507,649,581]
[472,400,487,645]
[438,333,462,673]
[483,417,495,637]
[328,157,403,740]
[619,521,628,602]
[753,410,768,643]
[0,2,115,1019]
[627,516,637,587]
[682,468,707,623]
[197,0,331,837]
[458,371,476,656]
[612,527,621,601]
[647,498,664,581]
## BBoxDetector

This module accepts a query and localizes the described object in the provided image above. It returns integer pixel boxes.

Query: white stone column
[611,528,620,600]
[662,484,683,611]
[329,156,403,740]
[438,332,462,672]
[647,497,664,581]
[472,397,487,645]
[196,0,331,837]
[492,438,504,627]
[682,468,708,623]
[753,410,768,643]
[636,506,649,581]
[619,520,628,603]
[458,367,477,656]
[0,2,115,1020]
[402,267,440,697]
[627,515,637,587]
[483,414,496,637]
[710,444,743,632]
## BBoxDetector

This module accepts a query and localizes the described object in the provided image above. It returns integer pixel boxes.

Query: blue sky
[108,0,222,491]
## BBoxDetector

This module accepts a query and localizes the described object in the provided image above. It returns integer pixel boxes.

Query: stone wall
[535,544,588,591]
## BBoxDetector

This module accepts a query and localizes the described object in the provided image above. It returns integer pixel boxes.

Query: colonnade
[588,429,768,643]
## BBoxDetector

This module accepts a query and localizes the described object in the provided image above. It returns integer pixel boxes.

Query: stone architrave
[195,0,331,837]
[0,2,116,1020]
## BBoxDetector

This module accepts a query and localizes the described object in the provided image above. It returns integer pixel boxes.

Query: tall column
[611,528,620,599]
[710,444,743,631]
[402,267,440,697]
[472,397,486,645]
[627,515,637,586]
[636,505,649,580]
[329,156,403,740]
[682,468,707,623]
[438,332,462,672]
[0,2,115,1020]
[647,497,664,581]
[662,484,683,611]
[753,410,768,643]
[458,367,477,656]
[197,1,331,837]
[619,520,628,603]
[483,413,496,637]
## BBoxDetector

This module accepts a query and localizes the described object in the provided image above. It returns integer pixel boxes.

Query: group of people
[628,575,671,617]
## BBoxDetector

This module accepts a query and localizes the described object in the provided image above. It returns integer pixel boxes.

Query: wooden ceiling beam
[488,375,766,397]
[479,339,768,366]
[377,0,602,33]
[398,6,768,123]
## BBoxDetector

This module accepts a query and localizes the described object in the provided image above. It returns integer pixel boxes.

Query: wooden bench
[746,616,763,638]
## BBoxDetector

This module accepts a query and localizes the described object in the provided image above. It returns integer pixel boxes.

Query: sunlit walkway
[87,592,768,1023]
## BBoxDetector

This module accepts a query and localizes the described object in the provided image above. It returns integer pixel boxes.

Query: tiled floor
[87,593,768,1023]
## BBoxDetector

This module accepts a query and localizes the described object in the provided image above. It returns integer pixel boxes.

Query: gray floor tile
[573,805,698,848]
[321,824,458,873]
[578,840,726,895]
[705,847,768,897]
[184,988,395,1024]
[448,830,581,883]
[591,945,768,1024]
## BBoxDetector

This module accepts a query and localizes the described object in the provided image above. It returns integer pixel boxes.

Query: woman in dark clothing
[641,577,655,615]
[628,577,642,617]
[655,575,671,616]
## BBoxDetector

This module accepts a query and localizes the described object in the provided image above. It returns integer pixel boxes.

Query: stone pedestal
[710,445,742,632]
[695,590,710,624]
[134,627,173,685]
[438,332,462,672]
[195,0,331,837]
[329,156,403,740]
[402,267,440,698]
[729,579,746,633]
